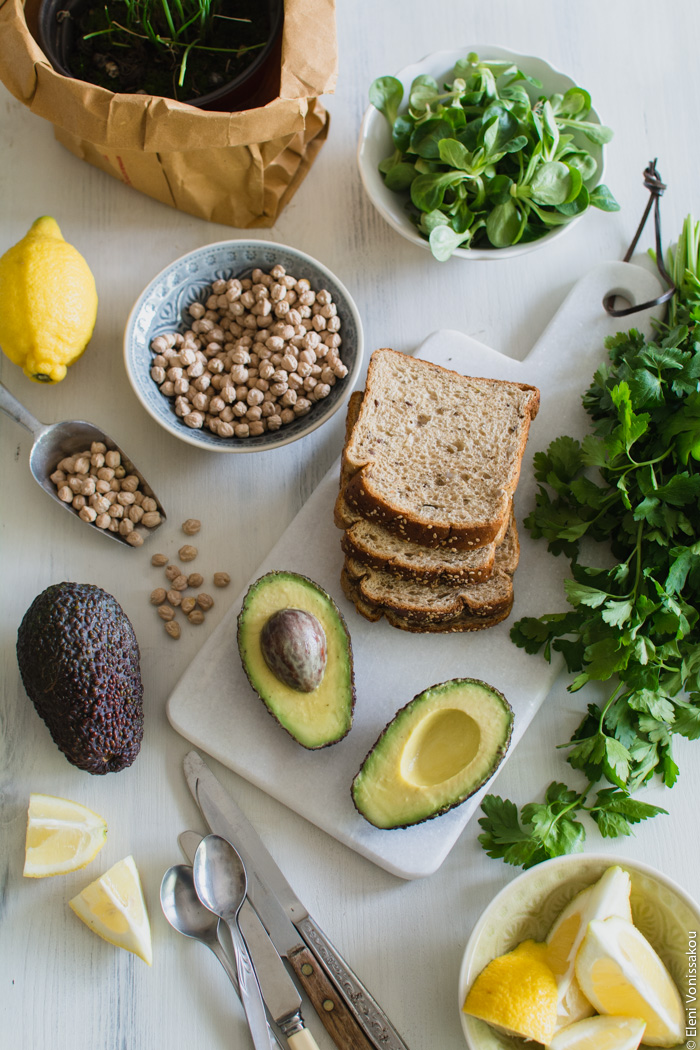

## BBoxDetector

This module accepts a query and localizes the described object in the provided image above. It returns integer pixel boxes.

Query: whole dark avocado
[16,582,144,774]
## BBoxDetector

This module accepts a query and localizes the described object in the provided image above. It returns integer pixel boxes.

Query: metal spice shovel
[0,380,166,546]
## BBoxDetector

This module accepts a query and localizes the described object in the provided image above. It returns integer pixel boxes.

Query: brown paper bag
[0,0,337,227]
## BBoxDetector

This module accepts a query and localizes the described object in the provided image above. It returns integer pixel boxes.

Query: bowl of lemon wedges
[458,854,698,1050]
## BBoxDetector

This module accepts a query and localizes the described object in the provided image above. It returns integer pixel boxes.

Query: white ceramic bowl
[358,47,607,261]
[124,240,364,452]
[458,853,698,1050]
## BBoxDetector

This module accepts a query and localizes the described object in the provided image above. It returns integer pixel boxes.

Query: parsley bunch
[480,215,700,868]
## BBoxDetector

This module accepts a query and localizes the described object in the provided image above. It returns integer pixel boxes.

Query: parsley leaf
[481,214,700,870]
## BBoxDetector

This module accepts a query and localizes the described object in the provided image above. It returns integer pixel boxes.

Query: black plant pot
[38,0,284,112]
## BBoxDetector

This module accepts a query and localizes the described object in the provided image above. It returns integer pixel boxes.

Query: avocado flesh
[352,679,513,828]
[238,571,355,749]
[16,582,144,774]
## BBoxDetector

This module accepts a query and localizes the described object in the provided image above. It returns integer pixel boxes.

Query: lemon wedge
[545,865,633,1029]
[69,855,152,965]
[549,1014,647,1050]
[575,916,684,1047]
[23,793,107,877]
[463,939,558,1044]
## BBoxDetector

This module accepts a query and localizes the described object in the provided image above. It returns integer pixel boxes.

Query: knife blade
[179,832,320,1050]
[184,750,412,1050]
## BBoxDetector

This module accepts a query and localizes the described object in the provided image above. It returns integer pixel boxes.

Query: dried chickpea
[213,572,230,588]
[188,609,205,625]
[148,265,347,441]
[166,589,182,607]
[142,511,162,528]
[125,530,144,547]
[178,544,198,562]
[196,593,214,611]
[150,588,167,605]
[171,574,189,591]
[158,604,176,621]
[181,596,197,615]
[165,620,181,639]
[165,564,180,581]
[187,572,204,588]
[151,552,168,566]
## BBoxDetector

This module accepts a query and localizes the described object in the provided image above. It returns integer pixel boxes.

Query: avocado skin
[16,582,144,774]
[238,570,355,749]
[351,678,513,829]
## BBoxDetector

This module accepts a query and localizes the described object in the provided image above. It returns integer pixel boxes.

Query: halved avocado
[237,571,355,749]
[351,678,513,829]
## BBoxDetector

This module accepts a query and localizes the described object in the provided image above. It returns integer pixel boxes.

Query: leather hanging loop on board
[603,159,677,317]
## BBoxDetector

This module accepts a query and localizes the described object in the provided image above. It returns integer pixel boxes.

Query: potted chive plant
[38,0,284,110]
[0,0,337,227]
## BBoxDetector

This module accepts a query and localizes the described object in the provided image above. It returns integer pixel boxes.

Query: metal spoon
[0,380,165,545]
[159,863,284,1050]
[194,835,276,1050]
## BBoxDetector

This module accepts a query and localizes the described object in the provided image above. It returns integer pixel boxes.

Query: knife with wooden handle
[184,750,411,1050]
[179,831,320,1050]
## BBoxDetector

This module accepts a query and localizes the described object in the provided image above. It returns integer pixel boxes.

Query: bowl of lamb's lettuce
[358,47,618,262]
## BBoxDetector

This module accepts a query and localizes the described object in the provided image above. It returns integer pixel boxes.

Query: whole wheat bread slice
[343,521,516,624]
[336,392,514,582]
[340,568,513,634]
[341,349,539,550]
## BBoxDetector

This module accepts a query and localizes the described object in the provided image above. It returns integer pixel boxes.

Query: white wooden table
[2,3,699,1048]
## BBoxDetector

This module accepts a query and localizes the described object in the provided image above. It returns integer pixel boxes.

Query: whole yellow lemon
[0,216,98,383]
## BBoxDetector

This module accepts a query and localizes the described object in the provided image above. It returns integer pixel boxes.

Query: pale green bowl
[458,854,699,1050]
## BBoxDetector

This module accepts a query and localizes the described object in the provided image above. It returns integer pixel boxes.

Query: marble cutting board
[167,261,662,879]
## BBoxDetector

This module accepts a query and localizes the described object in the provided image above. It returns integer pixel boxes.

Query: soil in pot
[41,0,282,109]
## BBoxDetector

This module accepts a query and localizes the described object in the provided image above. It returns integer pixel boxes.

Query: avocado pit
[260,608,327,693]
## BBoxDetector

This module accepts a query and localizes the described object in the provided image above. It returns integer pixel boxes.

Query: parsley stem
[599,682,624,733]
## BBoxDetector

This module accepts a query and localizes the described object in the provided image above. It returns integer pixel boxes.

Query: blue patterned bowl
[458,853,699,1050]
[124,240,364,452]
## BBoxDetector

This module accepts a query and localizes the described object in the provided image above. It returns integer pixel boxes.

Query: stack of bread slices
[334,348,540,633]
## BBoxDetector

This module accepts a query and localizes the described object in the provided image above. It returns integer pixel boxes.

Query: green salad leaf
[369,53,617,259]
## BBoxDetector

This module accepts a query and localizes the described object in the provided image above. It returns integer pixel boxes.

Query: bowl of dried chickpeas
[124,240,364,452]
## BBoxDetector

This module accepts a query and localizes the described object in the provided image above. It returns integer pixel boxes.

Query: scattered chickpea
[188,609,205,625]
[165,564,181,581]
[166,589,182,607]
[158,604,176,621]
[171,574,189,591]
[213,572,230,588]
[196,593,214,611]
[150,588,167,605]
[152,552,168,566]
[178,544,198,562]
[181,596,197,615]
[187,572,204,588]
[165,620,181,639]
